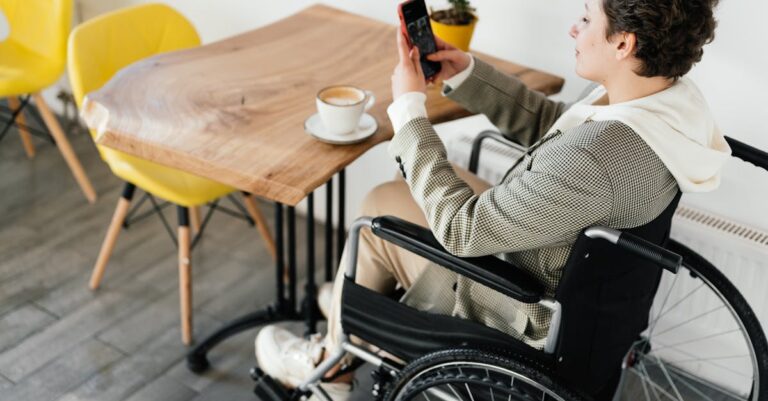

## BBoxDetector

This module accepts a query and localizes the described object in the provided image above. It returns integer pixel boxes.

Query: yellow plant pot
[430,15,477,52]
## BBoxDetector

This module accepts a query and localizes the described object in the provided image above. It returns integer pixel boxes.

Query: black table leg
[304,193,317,334]
[186,201,294,373]
[287,206,297,313]
[325,179,333,281]
[337,169,345,266]
[186,169,347,373]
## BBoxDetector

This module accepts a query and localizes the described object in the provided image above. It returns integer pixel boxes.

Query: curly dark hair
[601,0,719,79]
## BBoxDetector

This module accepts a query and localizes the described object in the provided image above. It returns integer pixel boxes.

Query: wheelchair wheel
[385,349,585,401]
[616,239,768,401]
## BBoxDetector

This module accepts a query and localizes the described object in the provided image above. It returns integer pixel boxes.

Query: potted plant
[429,0,477,51]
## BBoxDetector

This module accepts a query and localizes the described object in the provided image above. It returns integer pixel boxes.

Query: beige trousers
[325,166,491,352]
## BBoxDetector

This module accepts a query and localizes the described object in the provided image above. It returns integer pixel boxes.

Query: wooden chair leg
[90,183,136,290]
[241,192,277,260]
[32,92,97,204]
[7,97,35,158]
[177,206,193,345]
[189,206,201,234]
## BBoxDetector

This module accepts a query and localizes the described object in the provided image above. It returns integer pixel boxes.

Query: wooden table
[80,4,564,372]
[82,4,563,207]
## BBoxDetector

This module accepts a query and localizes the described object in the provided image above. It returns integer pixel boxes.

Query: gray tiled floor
[0,120,370,401]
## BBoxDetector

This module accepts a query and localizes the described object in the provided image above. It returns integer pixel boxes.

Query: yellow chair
[68,3,277,345]
[0,0,96,203]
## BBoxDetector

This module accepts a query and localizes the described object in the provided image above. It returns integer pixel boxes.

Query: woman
[255,0,729,399]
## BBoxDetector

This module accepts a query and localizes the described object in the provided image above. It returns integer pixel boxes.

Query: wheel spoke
[485,369,495,401]
[652,305,726,338]
[447,383,463,401]
[648,273,681,336]
[653,355,685,401]
[644,344,752,379]
[632,367,655,401]
[666,368,721,401]
[652,328,742,352]
[464,383,475,401]
[639,362,677,401]
[650,282,705,331]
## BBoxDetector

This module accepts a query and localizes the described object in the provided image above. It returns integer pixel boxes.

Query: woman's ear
[614,32,637,61]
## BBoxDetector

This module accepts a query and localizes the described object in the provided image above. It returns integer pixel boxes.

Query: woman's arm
[445,58,566,147]
[388,117,612,257]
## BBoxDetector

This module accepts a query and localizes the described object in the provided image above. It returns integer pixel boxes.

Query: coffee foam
[319,87,363,106]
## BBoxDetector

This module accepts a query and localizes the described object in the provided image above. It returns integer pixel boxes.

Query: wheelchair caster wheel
[250,366,265,381]
[253,371,290,401]
[186,353,210,373]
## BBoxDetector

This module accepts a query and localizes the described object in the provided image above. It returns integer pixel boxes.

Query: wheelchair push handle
[585,227,682,273]
[725,135,768,173]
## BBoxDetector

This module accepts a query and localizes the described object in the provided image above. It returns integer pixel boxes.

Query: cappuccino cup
[316,86,375,135]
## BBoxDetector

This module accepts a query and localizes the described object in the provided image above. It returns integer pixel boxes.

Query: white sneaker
[255,325,325,388]
[308,382,353,401]
[317,282,334,319]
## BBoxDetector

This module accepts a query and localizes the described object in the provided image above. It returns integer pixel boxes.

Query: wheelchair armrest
[468,130,527,174]
[370,215,545,303]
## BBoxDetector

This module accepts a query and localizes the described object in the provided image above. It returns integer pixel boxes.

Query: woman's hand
[426,36,472,82]
[391,30,427,100]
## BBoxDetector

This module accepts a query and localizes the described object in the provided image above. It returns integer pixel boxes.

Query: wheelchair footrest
[252,367,291,401]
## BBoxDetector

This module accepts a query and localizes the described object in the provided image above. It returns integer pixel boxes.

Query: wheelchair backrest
[553,191,682,397]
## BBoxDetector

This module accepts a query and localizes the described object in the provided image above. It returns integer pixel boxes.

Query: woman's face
[569,0,619,82]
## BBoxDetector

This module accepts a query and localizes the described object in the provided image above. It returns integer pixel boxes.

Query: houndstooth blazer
[388,58,679,348]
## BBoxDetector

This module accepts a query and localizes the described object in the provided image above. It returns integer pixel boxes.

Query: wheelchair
[253,132,768,401]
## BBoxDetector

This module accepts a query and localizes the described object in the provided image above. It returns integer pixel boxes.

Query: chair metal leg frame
[227,194,255,225]
[0,95,31,142]
[0,96,55,144]
[122,193,152,227]
[186,169,346,373]
[147,194,181,247]
[5,97,35,158]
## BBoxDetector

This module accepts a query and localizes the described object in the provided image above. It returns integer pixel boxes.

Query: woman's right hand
[426,36,472,82]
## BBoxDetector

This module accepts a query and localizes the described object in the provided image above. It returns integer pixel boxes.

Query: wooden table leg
[241,193,277,260]
[178,206,193,345]
[32,92,97,204]
[7,97,35,158]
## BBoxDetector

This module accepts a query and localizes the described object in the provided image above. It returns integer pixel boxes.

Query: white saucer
[304,113,377,145]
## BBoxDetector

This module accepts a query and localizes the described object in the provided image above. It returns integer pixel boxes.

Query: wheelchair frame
[253,131,768,401]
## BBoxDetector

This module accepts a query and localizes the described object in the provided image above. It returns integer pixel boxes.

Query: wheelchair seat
[340,191,682,400]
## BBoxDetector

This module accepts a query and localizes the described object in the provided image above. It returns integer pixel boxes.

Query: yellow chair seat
[67,3,234,207]
[0,39,62,97]
[102,146,234,207]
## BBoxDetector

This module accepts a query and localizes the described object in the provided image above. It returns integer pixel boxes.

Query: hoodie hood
[548,78,731,192]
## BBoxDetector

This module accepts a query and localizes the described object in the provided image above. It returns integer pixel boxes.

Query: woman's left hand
[391,30,427,100]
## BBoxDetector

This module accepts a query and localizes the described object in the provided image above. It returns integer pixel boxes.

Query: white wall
[4,1,766,228]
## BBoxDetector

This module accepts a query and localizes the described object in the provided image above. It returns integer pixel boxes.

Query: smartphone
[398,0,441,80]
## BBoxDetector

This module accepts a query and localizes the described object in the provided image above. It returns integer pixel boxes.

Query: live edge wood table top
[81,4,564,206]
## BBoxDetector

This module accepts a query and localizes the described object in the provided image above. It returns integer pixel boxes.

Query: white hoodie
[547,78,732,192]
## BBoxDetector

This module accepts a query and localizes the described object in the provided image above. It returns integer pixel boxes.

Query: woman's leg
[255,164,491,389]
[325,165,492,353]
